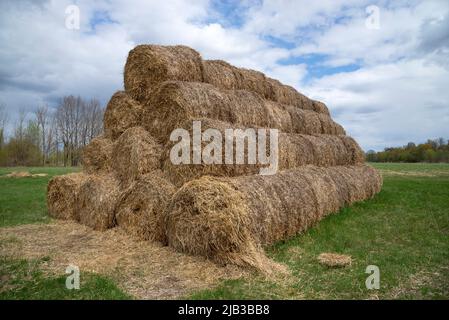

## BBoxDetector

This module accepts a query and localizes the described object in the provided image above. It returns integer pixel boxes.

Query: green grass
[1,164,448,299]
[0,167,80,227]
[191,163,449,299]
[0,256,131,300]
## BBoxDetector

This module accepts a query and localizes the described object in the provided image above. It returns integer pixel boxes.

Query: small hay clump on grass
[164,165,381,270]
[144,81,344,143]
[104,91,143,140]
[81,135,113,174]
[115,170,176,242]
[317,253,352,267]
[112,126,162,187]
[47,172,88,220]
[124,45,204,102]
[77,174,120,231]
[5,171,32,178]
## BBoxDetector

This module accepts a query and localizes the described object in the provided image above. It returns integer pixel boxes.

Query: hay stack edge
[47,44,382,272]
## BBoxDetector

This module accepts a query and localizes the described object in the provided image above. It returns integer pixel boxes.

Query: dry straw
[47,172,88,220]
[115,170,176,242]
[162,118,364,186]
[124,44,329,114]
[143,81,343,143]
[81,135,113,174]
[77,174,120,231]
[317,253,352,267]
[124,45,204,102]
[104,91,143,140]
[111,126,162,187]
[164,165,382,270]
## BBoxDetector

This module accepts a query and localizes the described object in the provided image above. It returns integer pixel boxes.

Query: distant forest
[366,138,449,163]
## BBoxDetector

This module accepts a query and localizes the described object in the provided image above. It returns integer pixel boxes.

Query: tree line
[366,138,449,163]
[0,96,104,167]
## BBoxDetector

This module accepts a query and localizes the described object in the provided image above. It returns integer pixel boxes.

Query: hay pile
[164,165,381,268]
[143,81,343,143]
[47,44,382,272]
[124,45,330,115]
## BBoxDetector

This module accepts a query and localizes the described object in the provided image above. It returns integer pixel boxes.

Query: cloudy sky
[1,0,448,151]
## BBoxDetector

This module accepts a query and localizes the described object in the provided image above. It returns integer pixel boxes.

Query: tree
[0,103,8,150]
[35,105,49,166]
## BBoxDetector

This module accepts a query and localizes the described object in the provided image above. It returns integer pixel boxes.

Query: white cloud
[0,0,448,150]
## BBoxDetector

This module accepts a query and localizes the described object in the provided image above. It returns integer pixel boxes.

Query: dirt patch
[0,221,247,299]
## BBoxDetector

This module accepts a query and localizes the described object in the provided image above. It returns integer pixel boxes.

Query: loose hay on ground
[317,253,352,267]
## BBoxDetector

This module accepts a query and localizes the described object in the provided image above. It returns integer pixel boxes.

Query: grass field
[0,163,448,299]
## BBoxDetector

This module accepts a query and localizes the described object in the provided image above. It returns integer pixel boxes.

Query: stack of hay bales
[47,44,382,271]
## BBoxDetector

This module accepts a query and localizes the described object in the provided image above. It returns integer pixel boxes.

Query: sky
[1,0,448,151]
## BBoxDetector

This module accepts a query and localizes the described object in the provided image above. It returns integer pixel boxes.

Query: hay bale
[124,45,204,102]
[82,136,113,174]
[164,165,382,268]
[124,44,330,114]
[77,174,120,231]
[47,172,88,220]
[312,100,330,115]
[115,171,176,242]
[318,253,352,267]
[104,91,143,140]
[112,126,163,187]
[162,118,365,186]
[143,81,343,143]
[203,60,328,114]
[202,60,241,90]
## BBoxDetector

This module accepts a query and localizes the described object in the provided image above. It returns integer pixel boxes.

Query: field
[0,163,448,299]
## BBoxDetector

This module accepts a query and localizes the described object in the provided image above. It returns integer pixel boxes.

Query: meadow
[0,163,448,299]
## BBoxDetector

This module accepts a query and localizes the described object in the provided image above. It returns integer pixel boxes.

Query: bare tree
[0,103,8,150]
[35,105,49,165]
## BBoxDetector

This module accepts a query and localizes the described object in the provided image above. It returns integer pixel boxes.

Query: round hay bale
[112,126,163,187]
[165,165,382,268]
[165,176,271,270]
[312,100,330,115]
[203,60,327,114]
[143,81,342,143]
[124,45,204,102]
[202,60,241,90]
[47,172,88,220]
[115,171,176,242]
[123,44,330,113]
[162,118,363,187]
[104,91,143,140]
[77,174,120,231]
[81,136,113,174]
